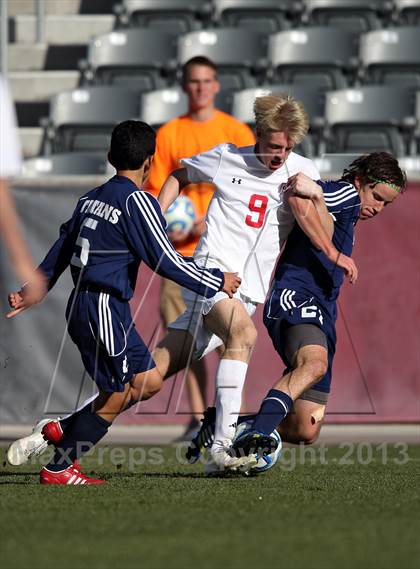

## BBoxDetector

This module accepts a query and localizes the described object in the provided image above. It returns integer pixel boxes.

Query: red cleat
[40,465,105,485]
[42,420,64,444]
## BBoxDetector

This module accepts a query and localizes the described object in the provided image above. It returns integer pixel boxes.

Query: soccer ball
[164,195,195,234]
[234,420,282,473]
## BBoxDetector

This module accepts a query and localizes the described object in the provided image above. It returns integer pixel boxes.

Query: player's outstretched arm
[6,210,81,319]
[6,276,47,318]
[126,191,230,298]
[287,188,358,284]
[158,168,191,213]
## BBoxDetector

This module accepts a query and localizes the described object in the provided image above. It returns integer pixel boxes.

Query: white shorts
[168,288,258,359]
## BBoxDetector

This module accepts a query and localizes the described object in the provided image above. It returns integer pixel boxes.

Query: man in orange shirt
[147,56,255,436]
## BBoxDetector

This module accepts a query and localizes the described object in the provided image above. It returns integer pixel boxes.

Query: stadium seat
[393,0,420,25]
[324,86,415,155]
[80,0,120,14]
[45,86,141,153]
[398,155,420,177]
[231,84,325,157]
[177,28,267,90]
[267,27,358,91]
[301,0,390,33]
[211,0,293,32]
[119,0,209,33]
[84,29,177,90]
[138,88,188,128]
[359,27,420,88]
[22,153,113,177]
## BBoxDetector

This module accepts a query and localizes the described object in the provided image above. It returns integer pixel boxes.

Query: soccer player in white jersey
[154,95,357,471]
[7,95,357,474]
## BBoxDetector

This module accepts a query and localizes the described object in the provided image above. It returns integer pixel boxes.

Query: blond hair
[254,94,309,144]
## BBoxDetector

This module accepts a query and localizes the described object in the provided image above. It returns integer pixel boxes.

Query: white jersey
[182,143,320,304]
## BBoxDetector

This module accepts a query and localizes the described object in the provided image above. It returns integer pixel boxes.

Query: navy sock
[46,412,111,472]
[59,403,94,434]
[252,389,293,436]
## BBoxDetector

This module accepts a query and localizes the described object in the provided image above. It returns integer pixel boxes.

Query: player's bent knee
[303,358,328,383]
[143,374,163,399]
[279,411,323,445]
[228,322,258,350]
[282,425,321,445]
[298,426,321,445]
[131,369,163,401]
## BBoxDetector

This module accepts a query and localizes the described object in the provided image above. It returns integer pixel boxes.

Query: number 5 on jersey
[71,217,98,267]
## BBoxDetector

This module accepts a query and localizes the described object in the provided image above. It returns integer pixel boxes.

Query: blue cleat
[232,428,280,459]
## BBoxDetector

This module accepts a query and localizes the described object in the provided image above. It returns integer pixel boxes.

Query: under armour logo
[232,177,242,184]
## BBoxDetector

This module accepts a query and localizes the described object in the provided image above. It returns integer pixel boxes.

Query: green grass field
[1,444,419,569]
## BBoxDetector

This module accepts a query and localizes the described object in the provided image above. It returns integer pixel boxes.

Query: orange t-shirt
[146,109,255,255]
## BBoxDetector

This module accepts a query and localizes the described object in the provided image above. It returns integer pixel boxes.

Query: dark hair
[181,56,218,85]
[109,120,156,170]
[341,152,407,193]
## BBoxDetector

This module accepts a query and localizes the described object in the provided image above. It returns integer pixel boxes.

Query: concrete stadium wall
[0,180,418,425]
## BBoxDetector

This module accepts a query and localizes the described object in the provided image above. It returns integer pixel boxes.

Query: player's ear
[353,176,361,190]
[107,152,115,169]
[141,156,153,184]
[143,155,153,174]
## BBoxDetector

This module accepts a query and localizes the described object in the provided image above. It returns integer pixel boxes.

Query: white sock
[214,359,248,444]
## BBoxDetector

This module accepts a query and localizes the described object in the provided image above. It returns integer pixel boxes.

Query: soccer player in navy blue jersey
[232,152,407,458]
[7,120,241,485]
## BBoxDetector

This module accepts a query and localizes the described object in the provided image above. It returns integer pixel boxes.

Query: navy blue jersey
[39,175,224,300]
[273,180,361,303]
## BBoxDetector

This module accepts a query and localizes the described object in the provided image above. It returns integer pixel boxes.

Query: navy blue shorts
[263,287,337,394]
[65,289,155,393]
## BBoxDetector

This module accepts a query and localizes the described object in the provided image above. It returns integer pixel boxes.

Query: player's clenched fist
[222,272,241,298]
[286,172,323,200]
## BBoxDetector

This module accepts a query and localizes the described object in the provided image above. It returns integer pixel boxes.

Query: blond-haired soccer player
[154,94,356,471]
[147,56,255,435]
